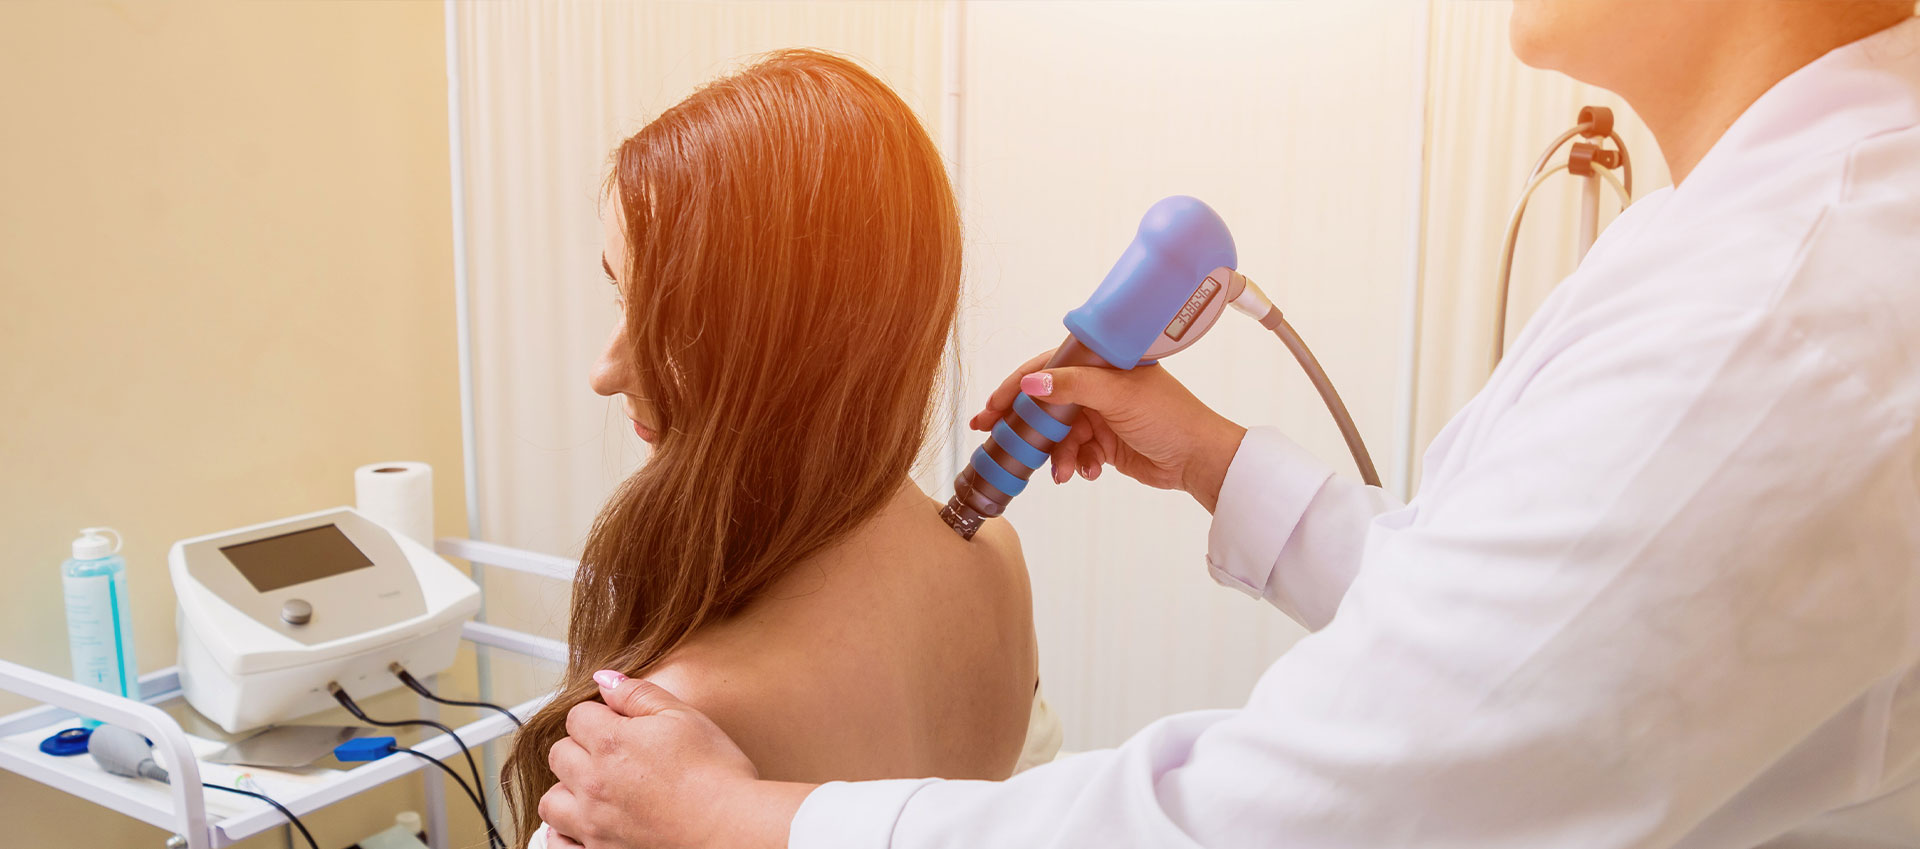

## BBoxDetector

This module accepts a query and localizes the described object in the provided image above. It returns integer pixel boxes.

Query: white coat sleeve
[1205,426,1404,629]
[789,301,1920,849]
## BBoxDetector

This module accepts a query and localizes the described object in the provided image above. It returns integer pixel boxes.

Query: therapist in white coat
[537,2,1920,847]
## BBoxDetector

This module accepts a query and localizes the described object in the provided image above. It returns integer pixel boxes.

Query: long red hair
[503,49,961,842]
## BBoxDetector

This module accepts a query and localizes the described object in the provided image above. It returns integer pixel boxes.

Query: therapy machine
[169,507,480,732]
[942,195,1380,539]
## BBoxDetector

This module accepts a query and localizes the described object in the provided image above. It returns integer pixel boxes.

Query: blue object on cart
[39,726,93,756]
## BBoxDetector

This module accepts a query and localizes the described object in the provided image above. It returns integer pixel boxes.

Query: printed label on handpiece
[1164,276,1221,341]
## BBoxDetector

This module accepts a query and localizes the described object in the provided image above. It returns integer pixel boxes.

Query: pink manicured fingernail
[592,670,627,689]
[1053,460,1071,484]
[1021,373,1053,397]
[1081,462,1099,480]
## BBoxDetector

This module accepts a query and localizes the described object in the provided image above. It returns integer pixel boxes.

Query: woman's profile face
[589,189,659,443]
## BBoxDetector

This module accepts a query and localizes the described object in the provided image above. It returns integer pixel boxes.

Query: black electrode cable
[329,682,503,849]
[203,782,320,849]
[391,662,524,728]
[396,746,506,849]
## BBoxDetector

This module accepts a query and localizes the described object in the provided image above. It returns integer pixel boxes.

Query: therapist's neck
[1607,7,1912,186]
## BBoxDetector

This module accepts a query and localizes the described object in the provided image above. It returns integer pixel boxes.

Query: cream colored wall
[0,1,468,846]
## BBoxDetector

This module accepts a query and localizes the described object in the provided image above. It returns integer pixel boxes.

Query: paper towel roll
[354,462,434,546]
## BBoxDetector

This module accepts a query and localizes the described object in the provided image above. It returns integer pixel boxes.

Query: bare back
[644,481,1039,782]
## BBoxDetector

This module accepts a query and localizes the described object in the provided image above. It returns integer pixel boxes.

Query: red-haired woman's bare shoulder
[970,516,1025,564]
[638,644,873,781]
[964,517,1033,596]
[637,485,1041,782]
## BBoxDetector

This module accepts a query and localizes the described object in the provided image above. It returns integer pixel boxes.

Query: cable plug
[332,736,398,762]
[1226,273,1282,329]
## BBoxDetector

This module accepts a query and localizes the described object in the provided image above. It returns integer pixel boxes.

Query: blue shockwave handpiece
[941,196,1255,540]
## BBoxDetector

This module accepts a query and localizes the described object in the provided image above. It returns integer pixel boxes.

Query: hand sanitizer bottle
[63,528,139,719]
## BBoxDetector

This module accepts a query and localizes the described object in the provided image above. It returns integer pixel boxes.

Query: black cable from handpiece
[329,683,504,849]
[396,747,505,849]
[391,663,524,728]
[203,782,320,849]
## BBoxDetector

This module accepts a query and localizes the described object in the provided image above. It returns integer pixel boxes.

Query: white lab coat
[792,17,1920,849]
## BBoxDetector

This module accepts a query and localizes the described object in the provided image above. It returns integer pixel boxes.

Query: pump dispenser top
[72,527,122,560]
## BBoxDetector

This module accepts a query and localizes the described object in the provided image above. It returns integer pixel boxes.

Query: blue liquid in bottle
[63,527,139,725]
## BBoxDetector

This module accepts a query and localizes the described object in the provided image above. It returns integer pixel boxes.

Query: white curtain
[1413,3,1669,468]
[453,0,1658,750]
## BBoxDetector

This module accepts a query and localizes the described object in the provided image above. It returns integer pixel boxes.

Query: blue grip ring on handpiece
[1011,394,1072,443]
[990,419,1052,470]
[969,446,1028,498]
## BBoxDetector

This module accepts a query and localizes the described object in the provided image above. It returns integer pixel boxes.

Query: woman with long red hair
[503,50,1054,848]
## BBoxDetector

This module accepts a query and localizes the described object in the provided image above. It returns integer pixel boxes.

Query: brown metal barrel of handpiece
[943,336,1111,539]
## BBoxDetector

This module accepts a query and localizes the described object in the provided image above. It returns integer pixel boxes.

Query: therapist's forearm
[1183,422,1248,513]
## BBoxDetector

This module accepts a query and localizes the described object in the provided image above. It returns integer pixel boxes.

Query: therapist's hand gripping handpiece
[940,196,1382,540]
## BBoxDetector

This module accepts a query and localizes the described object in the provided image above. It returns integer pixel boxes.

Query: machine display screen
[220,524,374,593]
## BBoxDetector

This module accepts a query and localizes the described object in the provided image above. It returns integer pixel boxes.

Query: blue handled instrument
[941,196,1379,540]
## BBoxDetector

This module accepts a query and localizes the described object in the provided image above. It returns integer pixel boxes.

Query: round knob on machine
[280,599,313,626]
